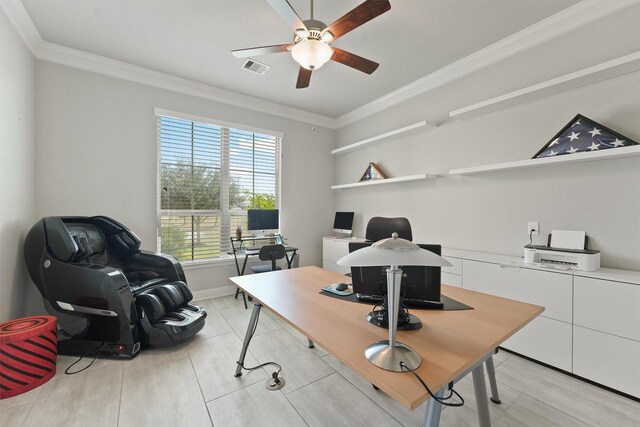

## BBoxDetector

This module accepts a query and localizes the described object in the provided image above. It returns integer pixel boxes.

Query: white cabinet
[435,251,640,398]
[462,259,573,371]
[442,256,462,288]
[502,316,573,371]
[574,276,640,341]
[441,272,462,288]
[462,260,572,323]
[573,276,640,397]
[322,237,366,274]
[573,326,640,397]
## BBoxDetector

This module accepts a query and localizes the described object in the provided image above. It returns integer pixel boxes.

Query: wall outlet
[527,221,539,236]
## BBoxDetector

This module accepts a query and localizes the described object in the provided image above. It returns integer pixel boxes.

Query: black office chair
[365,217,413,242]
[250,244,286,274]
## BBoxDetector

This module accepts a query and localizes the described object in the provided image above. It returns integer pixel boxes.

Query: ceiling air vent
[242,59,270,75]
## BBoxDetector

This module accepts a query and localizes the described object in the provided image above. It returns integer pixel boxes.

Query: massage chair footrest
[134,281,206,348]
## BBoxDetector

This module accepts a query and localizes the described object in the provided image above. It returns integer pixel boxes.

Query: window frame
[155,108,282,265]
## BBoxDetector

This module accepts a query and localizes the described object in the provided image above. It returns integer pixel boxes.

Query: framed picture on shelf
[360,162,388,182]
[533,114,638,158]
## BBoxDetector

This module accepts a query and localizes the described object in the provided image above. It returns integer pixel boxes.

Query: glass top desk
[228,236,298,276]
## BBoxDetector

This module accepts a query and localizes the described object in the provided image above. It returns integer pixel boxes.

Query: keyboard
[356,293,443,309]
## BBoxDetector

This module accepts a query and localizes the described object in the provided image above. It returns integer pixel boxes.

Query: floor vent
[242,59,270,75]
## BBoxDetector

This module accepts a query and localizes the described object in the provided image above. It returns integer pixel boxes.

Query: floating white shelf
[331,173,435,190]
[449,145,640,176]
[331,120,435,155]
[449,50,640,120]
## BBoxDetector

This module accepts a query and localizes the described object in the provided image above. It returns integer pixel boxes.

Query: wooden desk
[230,266,543,426]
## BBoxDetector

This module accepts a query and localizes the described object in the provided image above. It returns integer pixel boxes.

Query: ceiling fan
[232,0,391,88]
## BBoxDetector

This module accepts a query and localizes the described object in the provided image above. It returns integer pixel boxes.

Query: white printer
[524,230,600,271]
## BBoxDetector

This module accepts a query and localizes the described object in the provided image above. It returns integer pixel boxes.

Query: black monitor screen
[349,242,442,303]
[333,212,354,231]
[247,209,279,231]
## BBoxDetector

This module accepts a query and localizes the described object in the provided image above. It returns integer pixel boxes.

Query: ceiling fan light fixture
[291,39,333,70]
[295,28,309,38]
[320,30,334,42]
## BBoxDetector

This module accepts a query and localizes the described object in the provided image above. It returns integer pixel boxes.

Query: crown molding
[36,41,337,129]
[3,0,636,130]
[0,0,41,53]
[1,0,337,129]
[335,0,639,128]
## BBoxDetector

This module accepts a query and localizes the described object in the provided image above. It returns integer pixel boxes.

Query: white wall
[35,61,335,294]
[334,5,640,271]
[0,9,37,321]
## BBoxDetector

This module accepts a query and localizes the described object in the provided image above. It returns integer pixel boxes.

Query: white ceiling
[20,0,579,119]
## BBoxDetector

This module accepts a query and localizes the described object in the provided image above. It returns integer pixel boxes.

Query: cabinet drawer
[322,239,350,263]
[441,272,462,288]
[442,256,462,275]
[463,260,572,323]
[574,326,640,398]
[574,276,640,341]
[502,316,572,372]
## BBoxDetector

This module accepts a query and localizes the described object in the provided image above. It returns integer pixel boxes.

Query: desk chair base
[365,340,421,372]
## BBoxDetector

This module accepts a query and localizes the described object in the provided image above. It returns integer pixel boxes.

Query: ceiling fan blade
[296,67,312,89]
[231,44,292,58]
[267,0,308,35]
[324,0,391,41]
[331,47,379,74]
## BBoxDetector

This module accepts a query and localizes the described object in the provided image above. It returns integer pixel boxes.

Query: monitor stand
[367,295,422,331]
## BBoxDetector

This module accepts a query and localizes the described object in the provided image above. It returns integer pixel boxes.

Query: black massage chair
[24,215,206,358]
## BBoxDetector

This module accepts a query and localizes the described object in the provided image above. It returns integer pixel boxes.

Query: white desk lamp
[337,233,452,372]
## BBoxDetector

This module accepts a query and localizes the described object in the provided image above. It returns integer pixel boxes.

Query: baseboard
[499,347,640,403]
[191,285,237,301]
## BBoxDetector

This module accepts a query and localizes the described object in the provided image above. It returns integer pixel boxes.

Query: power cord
[369,301,411,326]
[528,228,534,246]
[65,343,104,375]
[235,308,283,385]
[399,361,464,407]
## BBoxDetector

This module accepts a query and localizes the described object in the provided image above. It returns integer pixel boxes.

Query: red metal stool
[0,316,57,399]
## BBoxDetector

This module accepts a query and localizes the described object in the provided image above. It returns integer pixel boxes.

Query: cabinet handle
[499,264,521,271]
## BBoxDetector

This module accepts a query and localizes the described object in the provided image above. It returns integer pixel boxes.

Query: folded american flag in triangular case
[533,114,638,159]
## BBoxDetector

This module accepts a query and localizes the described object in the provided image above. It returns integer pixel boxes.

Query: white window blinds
[157,112,280,262]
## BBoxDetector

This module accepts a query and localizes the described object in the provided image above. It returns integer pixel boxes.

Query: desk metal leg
[234,288,248,309]
[423,388,445,427]
[285,250,297,269]
[485,356,501,404]
[240,254,250,275]
[234,303,262,377]
[472,363,492,427]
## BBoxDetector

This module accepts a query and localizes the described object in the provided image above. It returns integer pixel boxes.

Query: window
[156,109,281,262]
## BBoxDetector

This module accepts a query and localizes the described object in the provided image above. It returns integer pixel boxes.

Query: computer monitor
[247,209,279,235]
[348,242,442,306]
[333,212,354,236]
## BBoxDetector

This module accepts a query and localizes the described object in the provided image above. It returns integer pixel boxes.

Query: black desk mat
[319,291,472,310]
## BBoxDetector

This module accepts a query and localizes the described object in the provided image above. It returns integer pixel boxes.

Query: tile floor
[1,294,639,427]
